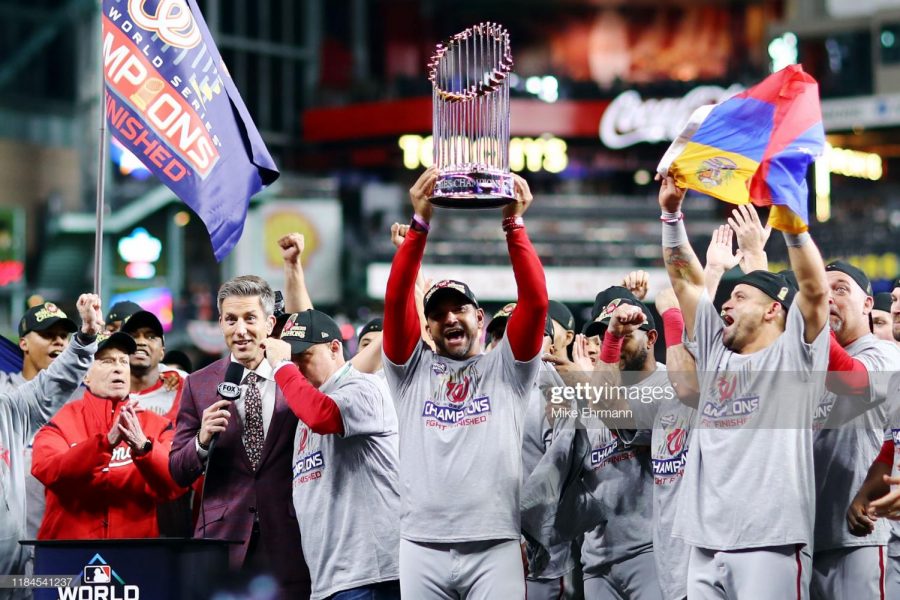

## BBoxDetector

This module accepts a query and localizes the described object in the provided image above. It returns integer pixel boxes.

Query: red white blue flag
[102,0,278,260]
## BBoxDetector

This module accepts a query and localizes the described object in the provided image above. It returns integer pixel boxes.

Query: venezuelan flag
[658,65,825,233]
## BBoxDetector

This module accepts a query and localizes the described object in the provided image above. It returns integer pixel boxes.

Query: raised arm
[658,176,705,339]
[656,287,700,408]
[784,230,829,343]
[728,204,770,273]
[15,293,102,437]
[279,233,313,312]
[703,225,740,299]
[503,175,549,361]
[383,168,436,365]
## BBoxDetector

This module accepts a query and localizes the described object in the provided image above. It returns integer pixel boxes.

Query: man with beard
[576,287,665,600]
[0,294,101,595]
[847,278,900,598]
[382,167,548,599]
[658,175,831,599]
[810,262,900,599]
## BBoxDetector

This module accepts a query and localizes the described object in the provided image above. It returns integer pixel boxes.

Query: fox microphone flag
[101,0,278,260]
[657,65,825,233]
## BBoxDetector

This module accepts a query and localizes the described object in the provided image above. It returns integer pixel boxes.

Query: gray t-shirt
[579,367,667,574]
[291,364,401,600]
[382,336,541,543]
[672,292,830,550]
[813,335,900,552]
[650,373,695,600]
[522,362,574,580]
[886,372,900,558]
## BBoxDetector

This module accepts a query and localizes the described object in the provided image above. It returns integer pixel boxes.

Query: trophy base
[430,171,515,209]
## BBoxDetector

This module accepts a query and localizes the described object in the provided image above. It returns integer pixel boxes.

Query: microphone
[200,361,244,538]
[207,361,244,458]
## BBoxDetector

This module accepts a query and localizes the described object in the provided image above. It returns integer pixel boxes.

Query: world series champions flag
[657,65,825,233]
[101,0,278,260]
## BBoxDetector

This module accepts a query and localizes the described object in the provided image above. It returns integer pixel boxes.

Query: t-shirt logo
[446,377,471,404]
[667,428,686,456]
[716,374,738,404]
[298,428,309,453]
[293,450,325,485]
[589,437,625,470]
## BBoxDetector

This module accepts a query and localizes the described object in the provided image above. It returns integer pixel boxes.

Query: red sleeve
[504,227,549,361]
[826,331,870,396]
[32,427,111,489]
[383,227,427,365]
[275,364,344,435]
[876,439,895,467]
[662,308,685,349]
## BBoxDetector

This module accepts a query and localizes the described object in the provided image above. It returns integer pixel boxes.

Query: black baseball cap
[357,317,383,342]
[106,301,143,324]
[874,292,893,313]
[548,300,575,332]
[96,331,137,354]
[826,260,873,296]
[280,310,342,354]
[732,270,795,309]
[778,269,799,291]
[18,302,77,338]
[486,303,517,337]
[162,350,193,373]
[588,286,656,334]
[423,280,479,317]
[120,310,164,340]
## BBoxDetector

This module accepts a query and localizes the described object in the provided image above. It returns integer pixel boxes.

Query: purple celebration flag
[101,0,278,260]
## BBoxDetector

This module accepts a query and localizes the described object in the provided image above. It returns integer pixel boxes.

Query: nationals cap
[357,317,383,342]
[733,270,795,309]
[423,280,479,317]
[826,260,873,296]
[585,286,655,337]
[105,301,143,325]
[873,292,893,313]
[121,310,165,340]
[96,331,137,354]
[18,302,77,338]
[548,300,575,332]
[280,310,342,354]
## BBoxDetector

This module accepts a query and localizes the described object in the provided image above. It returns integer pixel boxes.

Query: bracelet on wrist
[196,431,210,451]
[659,212,683,224]
[410,214,430,233]
[502,215,525,232]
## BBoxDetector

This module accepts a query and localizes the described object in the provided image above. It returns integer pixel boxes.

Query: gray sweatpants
[399,538,524,600]
[687,545,812,600]
[583,551,663,600]
[887,555,900,600]
[526,573,574,600]
[811,546,885,600]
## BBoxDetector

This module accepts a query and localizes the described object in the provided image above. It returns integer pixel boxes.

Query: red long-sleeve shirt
[383,225,548,364]
[825,331,870,396]
[274,364,344,435]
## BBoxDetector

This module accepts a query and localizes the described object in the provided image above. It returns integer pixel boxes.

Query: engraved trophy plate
[428,23,514,208]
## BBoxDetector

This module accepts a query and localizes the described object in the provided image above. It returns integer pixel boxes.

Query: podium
[23,538,233,600]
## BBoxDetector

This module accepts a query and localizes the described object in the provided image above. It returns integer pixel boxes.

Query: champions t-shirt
[291,364,400,600]
[382,336,540,543]
[813,335,900,552]
[672,291,830,550]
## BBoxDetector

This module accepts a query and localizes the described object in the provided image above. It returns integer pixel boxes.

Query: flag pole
[94,1,106,297]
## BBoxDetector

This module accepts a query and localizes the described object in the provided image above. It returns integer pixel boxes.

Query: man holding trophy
[382,24,548,599]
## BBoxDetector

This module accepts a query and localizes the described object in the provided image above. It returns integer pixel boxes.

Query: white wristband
[783,231,811,248]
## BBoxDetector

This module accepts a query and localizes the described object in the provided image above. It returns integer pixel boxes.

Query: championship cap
[486,303,517,338]
[825,260,872,296]
[732,270,795,309]
[18,302,77,338]
[120,310,164,340]
[585,286,655,338]
[105,301,143,324]
[280,310,342,354]
[96,331,137,354]
[548,300,575,332]
[423,280,479,317]
[357,317,383,342]
[873,292,892,313]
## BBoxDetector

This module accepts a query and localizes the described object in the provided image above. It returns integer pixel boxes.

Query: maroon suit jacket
[169,358,310,597]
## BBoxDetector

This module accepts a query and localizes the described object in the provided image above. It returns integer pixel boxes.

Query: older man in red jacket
[32,331,183,539]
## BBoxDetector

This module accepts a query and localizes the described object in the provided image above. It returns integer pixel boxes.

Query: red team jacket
[32,390,184,539]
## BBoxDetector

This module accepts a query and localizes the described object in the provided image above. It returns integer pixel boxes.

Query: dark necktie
[243,372,264,470]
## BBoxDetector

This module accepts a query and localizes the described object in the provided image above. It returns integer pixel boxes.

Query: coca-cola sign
[599,84,744,149]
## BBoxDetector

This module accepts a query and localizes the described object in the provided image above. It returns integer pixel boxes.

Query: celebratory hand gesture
[278,233,305,265]
[657,174,687,214]
[728,204,771,272]
[705,225,742,273]
[503,174,534,219]
[608,304,645,338]
[391,223,410,249]
[118,403,150,456]
[623,270,649,301]
[76,294,104,336]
